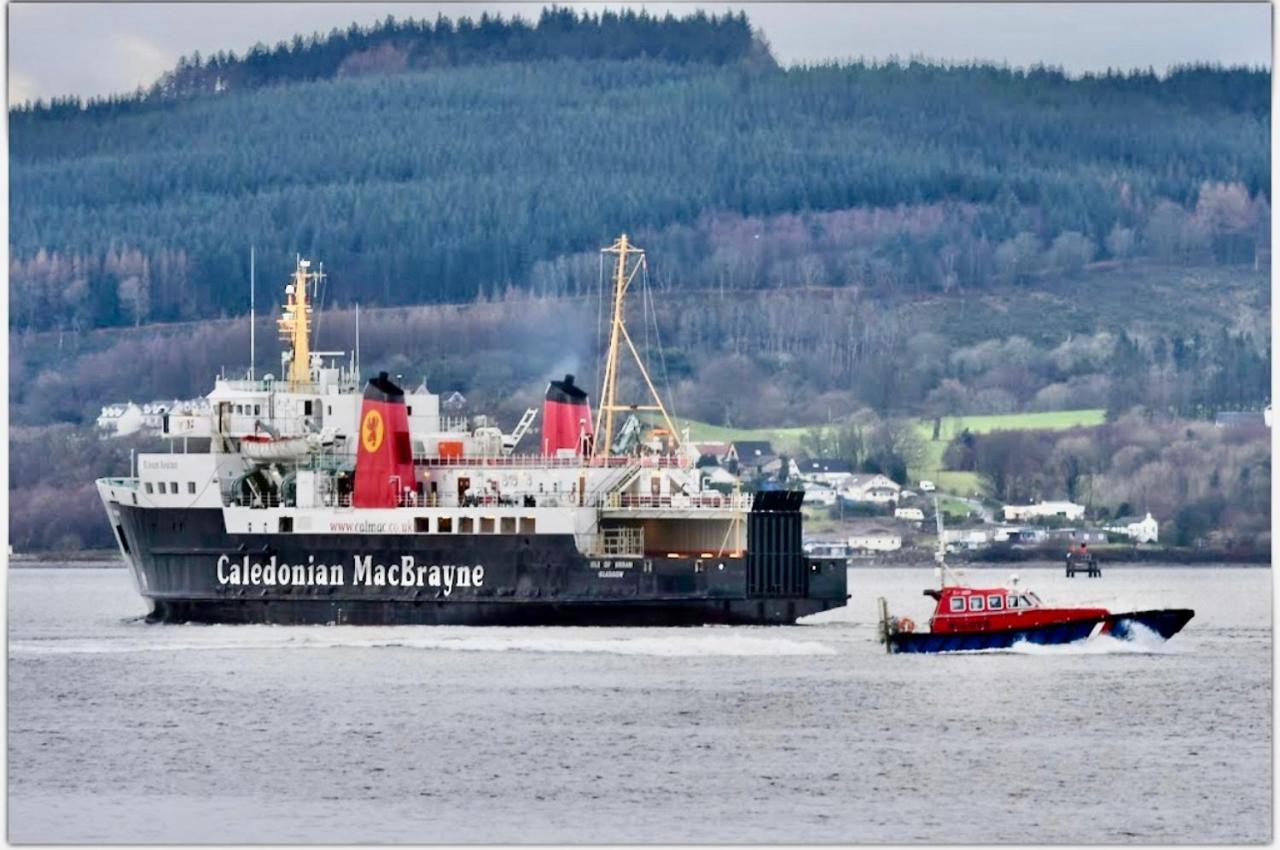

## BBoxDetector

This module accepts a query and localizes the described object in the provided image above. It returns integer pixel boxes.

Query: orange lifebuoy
[898,617,916,633]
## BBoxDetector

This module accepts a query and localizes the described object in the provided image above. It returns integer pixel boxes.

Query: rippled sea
[8,565,1271,843]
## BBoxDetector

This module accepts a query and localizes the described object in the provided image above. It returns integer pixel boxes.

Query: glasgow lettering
[216,554,484,594]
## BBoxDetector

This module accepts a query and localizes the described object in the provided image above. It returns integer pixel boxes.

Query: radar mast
[277,257,324,386]
[594,233,680,457]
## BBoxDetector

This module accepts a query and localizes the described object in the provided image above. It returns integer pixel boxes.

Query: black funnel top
[364,371,405,403]
[546,373,588,404]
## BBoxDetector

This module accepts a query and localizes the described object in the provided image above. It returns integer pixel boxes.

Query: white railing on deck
[416,453,688,469]
[228,491,579,510]
[603,492,751,511]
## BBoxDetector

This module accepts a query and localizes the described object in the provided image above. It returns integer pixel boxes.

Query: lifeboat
[879,577,1194,654]
[239,433,311,462]
[239,427,341,463]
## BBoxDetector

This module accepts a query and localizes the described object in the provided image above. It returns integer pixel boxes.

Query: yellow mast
[277,257,321,386]
[594,234,681,457]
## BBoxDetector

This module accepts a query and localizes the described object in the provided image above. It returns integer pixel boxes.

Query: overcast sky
[7,2,1272,105]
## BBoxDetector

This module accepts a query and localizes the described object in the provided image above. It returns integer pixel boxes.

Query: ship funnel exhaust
[542,373,593,456]
[353,371,415,507]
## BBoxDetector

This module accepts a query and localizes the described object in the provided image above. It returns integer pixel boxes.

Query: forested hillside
[9,10,1269,333]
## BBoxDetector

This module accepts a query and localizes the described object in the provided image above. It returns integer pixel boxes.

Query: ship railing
[226,490,579,510]
[415,454,689,469]
[602,492,752,511]
[216,378,359,394]
[102,477,138,490]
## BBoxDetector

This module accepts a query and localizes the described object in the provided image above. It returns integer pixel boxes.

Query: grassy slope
[911,409,1107,495]
[667,409,1107,498]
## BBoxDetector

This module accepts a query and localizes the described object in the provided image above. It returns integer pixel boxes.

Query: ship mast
[277,256,323,386]
[594,233,680,457]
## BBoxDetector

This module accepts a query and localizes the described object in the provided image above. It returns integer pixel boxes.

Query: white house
[894,507,925,522]
[802,483,838,506]
[97,398,213,438]
[796,458,856,489]
[941,528,992,549]
[1002,500,1086,522]
[840,474,902,504]
[848,529,902,552]
[698,464,740,488]
[1106,512,1159,544]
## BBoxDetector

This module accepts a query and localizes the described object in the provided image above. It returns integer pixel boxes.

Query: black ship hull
[111,497,848,626]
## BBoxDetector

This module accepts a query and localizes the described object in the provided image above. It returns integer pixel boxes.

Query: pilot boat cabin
[924,585,1109,634]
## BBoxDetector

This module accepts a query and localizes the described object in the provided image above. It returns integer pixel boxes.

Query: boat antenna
[933,493,965,587]
[355,302,361,381]
[593,233,681,457]
[249,245,256,380]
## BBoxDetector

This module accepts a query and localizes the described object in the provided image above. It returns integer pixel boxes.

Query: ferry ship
[96,235,849,625]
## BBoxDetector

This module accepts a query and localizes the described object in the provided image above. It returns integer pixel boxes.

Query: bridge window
[988,595,1004,610]
[968,596,986,612]
[144,482,153,494]
[188,482,196,494]
[949,597,966,613]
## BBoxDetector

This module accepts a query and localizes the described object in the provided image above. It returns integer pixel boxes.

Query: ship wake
[9,628,837,658]
[1007,622,1182,655]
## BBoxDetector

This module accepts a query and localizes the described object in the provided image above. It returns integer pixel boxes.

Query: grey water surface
[7,565,1271,843]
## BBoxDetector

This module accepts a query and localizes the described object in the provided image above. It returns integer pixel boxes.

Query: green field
[663,408,1107,498]
[910,409,1106,495]
[649,416,814,454]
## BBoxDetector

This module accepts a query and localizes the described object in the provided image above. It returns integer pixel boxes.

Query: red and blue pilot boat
[879,506,1193,653]
[879,577,1195,654]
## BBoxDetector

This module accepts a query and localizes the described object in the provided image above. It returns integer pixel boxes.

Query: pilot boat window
[1008,595,1020,608]
[949,597,966,613]
[968,596,986,612]
[988,595,1004,610]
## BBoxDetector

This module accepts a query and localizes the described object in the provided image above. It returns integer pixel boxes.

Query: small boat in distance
[877,499,1193,654]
